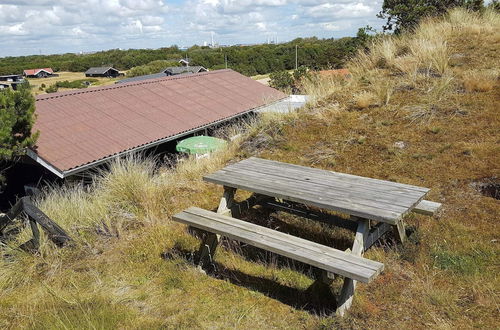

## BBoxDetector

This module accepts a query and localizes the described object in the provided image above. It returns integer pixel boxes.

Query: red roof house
[23,68,55,78]
[28,69,286,177]
[319,69,351,78]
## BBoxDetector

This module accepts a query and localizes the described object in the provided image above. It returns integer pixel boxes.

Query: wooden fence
[0,197,71,252]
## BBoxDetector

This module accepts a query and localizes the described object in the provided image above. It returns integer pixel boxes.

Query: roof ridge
[36,69,231,101]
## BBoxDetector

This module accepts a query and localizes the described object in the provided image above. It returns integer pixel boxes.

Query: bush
[127,60,180,78]
[462,71,497,92]
[45,84,58,93]
[270,66,312,93]
[55,79,98,89]
[269,71,294,91]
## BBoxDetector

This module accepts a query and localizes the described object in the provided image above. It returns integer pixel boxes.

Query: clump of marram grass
[302,73,347,107]
[354,91,377,109]
[409,38,450,75]
[462,70,497,92]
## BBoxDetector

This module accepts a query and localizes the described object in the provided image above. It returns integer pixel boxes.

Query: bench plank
[413,200,442,216]
[173,207,384,283]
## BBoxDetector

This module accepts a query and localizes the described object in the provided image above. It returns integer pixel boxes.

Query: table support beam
[336,217,369,316]
[394,219,407,243]
[196,186,236,269]
[364,222,393,252]
[261,199,358,232]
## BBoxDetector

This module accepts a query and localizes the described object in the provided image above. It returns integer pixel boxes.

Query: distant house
[23,68,56,78]
[116,72,168,84]
[85,66,121,78]
[0,74,23,82]
[116,66,208,84]
[163,66,207,76]
[319,69,351,79]
[179,58,190,67]
[0,74,25,90]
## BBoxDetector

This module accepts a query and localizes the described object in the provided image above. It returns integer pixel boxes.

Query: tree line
[0,34,369,77]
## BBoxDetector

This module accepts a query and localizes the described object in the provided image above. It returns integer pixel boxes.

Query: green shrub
[45,84,58,93]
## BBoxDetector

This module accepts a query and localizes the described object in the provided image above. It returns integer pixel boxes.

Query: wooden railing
[0,197,72,252]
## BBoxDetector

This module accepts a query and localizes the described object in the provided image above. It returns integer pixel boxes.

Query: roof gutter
[28,96,288,178]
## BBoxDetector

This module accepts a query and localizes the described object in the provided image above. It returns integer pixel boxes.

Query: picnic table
[174,157,440,315]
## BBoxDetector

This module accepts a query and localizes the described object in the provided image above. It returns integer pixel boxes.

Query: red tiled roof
[319,69,351,77]
[24,68,54,75]
[32,69,286,175]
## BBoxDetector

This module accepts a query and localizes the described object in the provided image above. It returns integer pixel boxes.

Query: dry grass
[1,8,499,329]
[462,70,497,92]
[354,91,377,109]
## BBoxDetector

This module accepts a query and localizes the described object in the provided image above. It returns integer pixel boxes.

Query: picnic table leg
[394,219,407,243]
[336,217,369,316]
[196,186,236,269]
[217,186,236,216]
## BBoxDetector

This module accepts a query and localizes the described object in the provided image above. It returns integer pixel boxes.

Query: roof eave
[26,149,65,178]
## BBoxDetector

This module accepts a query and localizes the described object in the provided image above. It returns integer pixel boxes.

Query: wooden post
[0,197,72,249]
[0,198,24,233]
[195,232,220,268]
[217,186,236,216]
[394,219,406,243]
[336,217,369,316]
[196,186,236,269]
[22,197,72,247]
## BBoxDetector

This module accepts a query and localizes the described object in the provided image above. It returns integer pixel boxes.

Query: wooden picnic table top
[203,157,430,224]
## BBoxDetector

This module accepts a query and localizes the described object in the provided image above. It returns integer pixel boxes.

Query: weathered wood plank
[0,198,24,233]
[217,186,236,216]
[394,219,407,243]
[364,222,393,251]
[336,217,369,316]
[212,170,423,212]
[230,194,273,218]
[215,167,421,209]
[221,162,427,202]
[204,157,430,223]
[180,208,382,272]
[22,197,72,247]
[413,200,442,216]
[174,207,384,283]
[239,157,429,193]
[205,171,402,224]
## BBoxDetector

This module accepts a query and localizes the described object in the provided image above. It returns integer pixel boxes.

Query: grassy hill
[1,9,498,329]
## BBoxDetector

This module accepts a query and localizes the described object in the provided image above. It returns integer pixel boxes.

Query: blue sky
[0,0,385,57]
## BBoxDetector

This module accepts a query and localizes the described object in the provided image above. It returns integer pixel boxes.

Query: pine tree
[378,0,485,33]
[0,83,38,186]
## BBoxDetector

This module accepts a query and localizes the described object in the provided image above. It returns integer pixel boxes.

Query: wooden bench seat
[413,200,442,216]
[173,207,384,283]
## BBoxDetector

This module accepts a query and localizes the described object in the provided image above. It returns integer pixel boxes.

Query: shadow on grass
[163,242,339,315]
[213,261,338,315]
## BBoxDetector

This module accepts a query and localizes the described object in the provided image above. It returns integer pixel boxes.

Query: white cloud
[0,0,384,57]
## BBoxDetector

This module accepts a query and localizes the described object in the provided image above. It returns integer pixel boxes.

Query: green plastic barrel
[176,136,227,155]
